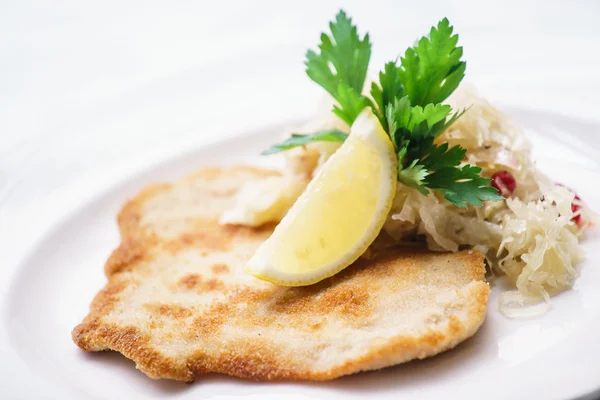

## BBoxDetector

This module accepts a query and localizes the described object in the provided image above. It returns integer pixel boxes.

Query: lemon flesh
[246,108,398,286]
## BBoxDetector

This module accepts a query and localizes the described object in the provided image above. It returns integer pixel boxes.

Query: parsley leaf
[305,10,371,98]
[419,142,465,170]
[386,96,455,151]
[264,10,372,154]
[398,18,466,105]
[398,159,429,194]
[385,97,497,206]
[426,165,504,208]
[332,83,371,125]
[263,11,502,208]
[261,130,348,155]
[371,62,405,123]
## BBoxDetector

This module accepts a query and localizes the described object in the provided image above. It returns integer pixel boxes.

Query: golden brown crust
[105,237,148,276]
[117,184,169,238]
[211,263,229,274]
[72,166,490,382]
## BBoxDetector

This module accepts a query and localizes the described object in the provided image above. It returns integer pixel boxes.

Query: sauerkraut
[382,85,592,317]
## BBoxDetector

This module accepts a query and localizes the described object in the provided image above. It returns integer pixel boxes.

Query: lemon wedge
[246,108,398,286]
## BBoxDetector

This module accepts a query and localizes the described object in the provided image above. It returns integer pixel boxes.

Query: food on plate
[72,167,489,381]
[73,8,593,383]
[227,11,592,316]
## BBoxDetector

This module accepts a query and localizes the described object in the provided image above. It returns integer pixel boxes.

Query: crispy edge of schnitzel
[72,166,489,382]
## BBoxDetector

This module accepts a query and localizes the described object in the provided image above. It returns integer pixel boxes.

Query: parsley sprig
[262,10,503,208]
[261,130,348,155]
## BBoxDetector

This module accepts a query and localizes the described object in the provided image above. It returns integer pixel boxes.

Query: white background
[2,0,600,185]
[1,1,599,399]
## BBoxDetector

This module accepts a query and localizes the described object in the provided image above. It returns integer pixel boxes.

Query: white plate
[1,106,600,400]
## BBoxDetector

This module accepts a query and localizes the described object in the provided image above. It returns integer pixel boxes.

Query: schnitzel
[72,166,489,381]
[72,167,489,381]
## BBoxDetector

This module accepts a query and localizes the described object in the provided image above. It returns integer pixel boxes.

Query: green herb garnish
[262,10,503,208]
[261,130,348,155]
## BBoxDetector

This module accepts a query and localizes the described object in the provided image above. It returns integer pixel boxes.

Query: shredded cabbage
[382,86,591,317]
[495,185,584,316]
[382,86,592,317]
